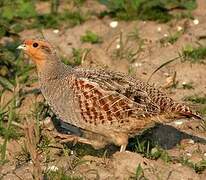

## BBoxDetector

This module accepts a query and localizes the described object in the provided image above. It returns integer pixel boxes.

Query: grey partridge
[17,39,201,151]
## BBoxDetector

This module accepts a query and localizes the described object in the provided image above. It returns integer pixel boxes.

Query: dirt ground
[1,0,206,179]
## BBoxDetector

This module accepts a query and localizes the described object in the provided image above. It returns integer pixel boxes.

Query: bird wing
[71,68,161,124]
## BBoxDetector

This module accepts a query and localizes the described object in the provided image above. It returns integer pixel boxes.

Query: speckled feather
[20,39,202,149]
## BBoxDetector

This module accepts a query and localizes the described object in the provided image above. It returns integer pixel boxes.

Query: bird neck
[37,59,71,83]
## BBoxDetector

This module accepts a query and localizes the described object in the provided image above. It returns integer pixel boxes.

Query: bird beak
[17,44,27,50]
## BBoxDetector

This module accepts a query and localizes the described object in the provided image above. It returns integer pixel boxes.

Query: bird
[17,39,202,152]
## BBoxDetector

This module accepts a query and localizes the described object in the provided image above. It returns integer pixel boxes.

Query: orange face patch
[21,39,52,69]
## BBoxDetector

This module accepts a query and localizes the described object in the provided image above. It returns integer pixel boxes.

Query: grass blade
[0,76,14,91]
[147,56,181,83]
[0,100,15,164]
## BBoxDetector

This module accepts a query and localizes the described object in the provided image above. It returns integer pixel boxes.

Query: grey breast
[40,76,84,128]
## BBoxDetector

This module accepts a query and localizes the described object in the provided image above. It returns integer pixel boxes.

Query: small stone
[133,63,142,67]
[164,34,168,37]
[186,153,192,157]
[157,27,162,32]
[177,163,182,167]
[116,44,120,49]
[163,72,170,77]
[177,26,183,31]
[182,81,187,85]
[151,147,158,155]
[110,21,118,28]
[193,19,199,25]
[53,29,59,34]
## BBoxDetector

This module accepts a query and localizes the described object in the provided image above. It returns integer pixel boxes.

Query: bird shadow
[51,117,206,156]
[129,124,206,150]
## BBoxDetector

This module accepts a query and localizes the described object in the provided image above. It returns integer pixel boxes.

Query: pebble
[53,29,59,34]
[177,26,183,31]
[110,21,118,28]
[163,72,170,77]
[182,81,187,85]
[133,62,142,67]
[116,44,121,49]
[186,153,192,157]
[157,27,162,32]
[193,19,199,25]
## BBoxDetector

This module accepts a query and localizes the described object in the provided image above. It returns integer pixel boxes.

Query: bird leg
[120,144,127,152]
[53,131,107,149]
[109,132,128,152]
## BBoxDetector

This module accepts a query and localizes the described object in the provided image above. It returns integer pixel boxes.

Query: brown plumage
[17,39,202,151]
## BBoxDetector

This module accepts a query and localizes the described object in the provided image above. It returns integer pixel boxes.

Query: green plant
[127,28,141,42]
[31,101,51,122]
[23,118,42,179]
[130,137,171,162]
[0,40,35,88]
[184,95,206,104]
[51,0,60,14]
[150,147,171,162]
[0,0,88,37]
[99,0,197,22]
[0,0,36,36]
[45,168,83,180]
[147,56,181,83]
[160,31,182,45]
[44,152,87,179]
[0,95,19,164]
[184,95,206,117]
[182,45,206,63]
[111,31,144,62]
[64,48,91,66]
[34,11,87,29]
[0,0,36,20]
[72,0,86,7]
[81,31,103,44]
[15,142,32,166]
[178,156,206,173]
[182,82,194,89]
[130,164,148,180]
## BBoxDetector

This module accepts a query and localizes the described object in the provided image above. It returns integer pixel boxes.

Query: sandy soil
[1,0,206,179]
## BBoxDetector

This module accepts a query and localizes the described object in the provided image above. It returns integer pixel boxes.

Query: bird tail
[170,103,203,120]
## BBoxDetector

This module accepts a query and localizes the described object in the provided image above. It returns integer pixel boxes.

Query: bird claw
[52,131,106,149]
[53,132,77,142]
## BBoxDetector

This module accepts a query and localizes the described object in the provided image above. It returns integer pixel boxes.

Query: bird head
[17,39,58,69]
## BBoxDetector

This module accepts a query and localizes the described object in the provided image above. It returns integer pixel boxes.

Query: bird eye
[33,42,39,48]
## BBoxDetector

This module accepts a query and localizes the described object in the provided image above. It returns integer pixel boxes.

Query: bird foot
[120,144,127,152]
[53,132,79,145]
[53,132,106,149]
